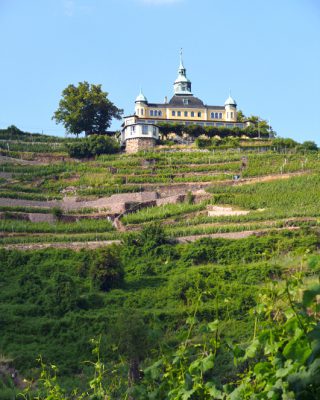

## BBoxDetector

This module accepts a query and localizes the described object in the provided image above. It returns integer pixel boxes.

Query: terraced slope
[0,140,319,248]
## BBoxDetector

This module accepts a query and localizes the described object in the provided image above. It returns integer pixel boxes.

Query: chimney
[164,96,168,104]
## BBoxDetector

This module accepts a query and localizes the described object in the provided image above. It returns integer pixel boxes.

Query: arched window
[158,111,162,116]
[219,112,222,119]
[211,112,214,118]
[172,111,176,116]
[141,109,144,116]
[198,112,201,118]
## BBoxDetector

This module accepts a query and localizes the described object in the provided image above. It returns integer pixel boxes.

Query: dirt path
[0,197,60,208]
[0,155,46,165]
[2,227,301,250]
[3,240,121,251]
[121,171,308,193]
[236,171,308,186]
[176,226,300,243]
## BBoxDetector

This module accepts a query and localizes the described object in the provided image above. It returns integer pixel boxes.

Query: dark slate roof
[148,103,166,108]
[205,105,225,110]
[149,95,225,110]
[169,95,204,107]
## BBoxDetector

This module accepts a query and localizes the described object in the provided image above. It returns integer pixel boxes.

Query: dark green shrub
[89,245,124,291]
[66,135,120,158]
[51,207,63,220]
[46,273,79,316]
[185,190,195,205]
[139,223,168,253]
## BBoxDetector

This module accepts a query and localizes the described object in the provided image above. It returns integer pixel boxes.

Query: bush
[66,135,120,158]
[51,207,63,220]
[89,245,124,291]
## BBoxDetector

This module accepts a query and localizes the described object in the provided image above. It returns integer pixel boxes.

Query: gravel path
[3,240,121,251]
[176,227,300,243]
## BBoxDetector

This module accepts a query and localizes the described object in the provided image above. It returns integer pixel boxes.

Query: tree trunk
[127,357,140,400]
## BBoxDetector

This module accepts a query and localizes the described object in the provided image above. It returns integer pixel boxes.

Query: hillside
[1,130,320,399]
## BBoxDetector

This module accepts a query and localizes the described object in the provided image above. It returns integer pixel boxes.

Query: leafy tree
[247,115,272,136]
[89,245,124,291]
[6,125,23,136]
[53,81,123,136]
[114,310,152,389]
[273,137,298,149]
[236,109,246,122]
[299,140,318,151]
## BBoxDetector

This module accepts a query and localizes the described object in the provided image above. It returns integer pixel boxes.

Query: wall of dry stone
[125,138,156,153]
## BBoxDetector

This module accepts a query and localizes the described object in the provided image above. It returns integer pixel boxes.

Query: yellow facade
[134,104,236,123]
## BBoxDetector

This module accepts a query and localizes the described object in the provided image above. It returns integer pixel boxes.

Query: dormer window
[183,98,189,105]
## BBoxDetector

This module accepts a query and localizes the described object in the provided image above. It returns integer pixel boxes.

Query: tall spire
[174,49,192,95]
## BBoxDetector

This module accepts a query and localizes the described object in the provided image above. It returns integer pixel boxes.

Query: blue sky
[1,0,319,143]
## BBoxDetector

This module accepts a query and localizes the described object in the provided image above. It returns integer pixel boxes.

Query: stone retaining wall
[125,138,156,153]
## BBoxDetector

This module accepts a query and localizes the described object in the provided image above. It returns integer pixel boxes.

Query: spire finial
[179,48,184,69]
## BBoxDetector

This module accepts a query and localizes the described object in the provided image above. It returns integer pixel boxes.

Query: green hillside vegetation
[1,128,320,398]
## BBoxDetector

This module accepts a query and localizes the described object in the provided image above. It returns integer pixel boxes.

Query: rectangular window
[191,111,194,117]
[150,110,154,116]
[142,125,148,135]
[183,98,189,105]
[231,112,234,118]
[177,111,181,116]
[198,112,201,117]
[172,111,176,116]
[184,111,188,117]
[158,111,162,116]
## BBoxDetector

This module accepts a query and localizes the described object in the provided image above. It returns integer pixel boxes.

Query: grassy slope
[1,136,320,396]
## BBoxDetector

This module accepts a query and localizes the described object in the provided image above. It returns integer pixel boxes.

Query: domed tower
[135,89,148,117]
[173,49,192,95]
[224,92,237,121]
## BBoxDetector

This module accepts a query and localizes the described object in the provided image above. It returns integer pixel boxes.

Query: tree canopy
[53,81,123,136]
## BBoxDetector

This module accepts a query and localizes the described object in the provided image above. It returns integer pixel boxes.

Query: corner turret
[135,89,148,117]
[224,91,237,121]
